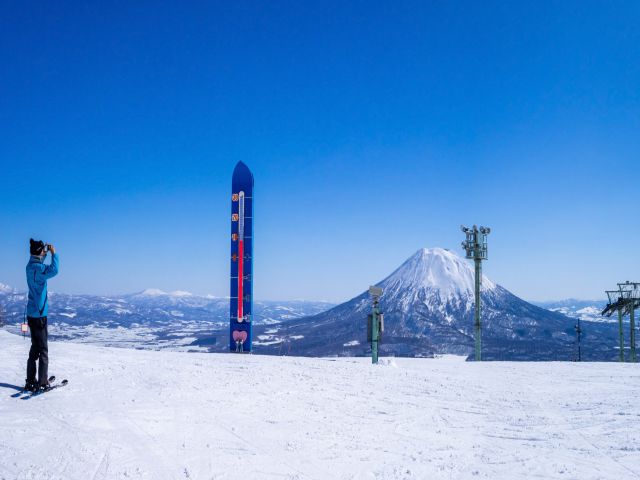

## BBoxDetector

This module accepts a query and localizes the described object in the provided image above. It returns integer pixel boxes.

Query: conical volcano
[382,247,494,297]
[254,248,618,359]
[373,247,496,315]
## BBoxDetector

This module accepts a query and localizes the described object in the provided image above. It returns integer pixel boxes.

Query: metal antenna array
[602,281,640,362]
[461,225,490,361]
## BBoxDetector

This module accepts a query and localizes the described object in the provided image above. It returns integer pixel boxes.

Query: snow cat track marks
[29,401,109,480]
[85,374,177,480]
[107,407,176,479]
[58,410,116,480]
[518,377,640,479]
[90,445,111,480]
[213,416,326,480]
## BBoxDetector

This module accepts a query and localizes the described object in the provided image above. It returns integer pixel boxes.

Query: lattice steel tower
[461,225,491,361]
[620,282,638,362]
[602,281,639,362]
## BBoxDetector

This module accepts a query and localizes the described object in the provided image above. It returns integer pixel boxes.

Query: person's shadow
[0,382,25,397]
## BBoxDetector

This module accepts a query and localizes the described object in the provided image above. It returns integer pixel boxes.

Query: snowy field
[0,331,639,480]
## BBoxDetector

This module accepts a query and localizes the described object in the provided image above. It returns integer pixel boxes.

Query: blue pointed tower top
[232,161,254,190]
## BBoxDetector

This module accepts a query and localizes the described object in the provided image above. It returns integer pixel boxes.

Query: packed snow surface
[0,331,639,480]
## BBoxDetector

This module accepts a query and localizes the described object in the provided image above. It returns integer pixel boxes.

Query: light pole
[368,286,383,364]
[461,225,490,361]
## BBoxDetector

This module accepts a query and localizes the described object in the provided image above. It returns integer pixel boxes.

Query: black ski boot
[38,375,55,391]
[23,379,38,392]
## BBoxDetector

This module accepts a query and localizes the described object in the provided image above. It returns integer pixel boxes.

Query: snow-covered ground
[0,331,639,480]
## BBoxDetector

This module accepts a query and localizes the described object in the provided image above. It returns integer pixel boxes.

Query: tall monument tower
[230,161,254,352]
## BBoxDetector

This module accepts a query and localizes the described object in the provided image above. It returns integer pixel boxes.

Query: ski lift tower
[618,282,639,362]
[603,282,640,362]
[461,225,490,361]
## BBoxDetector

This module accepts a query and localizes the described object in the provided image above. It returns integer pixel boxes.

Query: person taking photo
[24,238,59,392]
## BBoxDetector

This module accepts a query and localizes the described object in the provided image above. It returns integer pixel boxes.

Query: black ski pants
[26,316,48,385]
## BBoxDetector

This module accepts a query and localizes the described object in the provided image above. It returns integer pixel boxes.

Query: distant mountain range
[0,251,627,359]
[0,284,333,351]
[532,299,609,323]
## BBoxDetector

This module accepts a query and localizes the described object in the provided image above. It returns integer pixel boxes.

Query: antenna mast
[461,225,491,361]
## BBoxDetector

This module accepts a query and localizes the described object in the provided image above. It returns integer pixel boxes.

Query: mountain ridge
[0,248,623,358]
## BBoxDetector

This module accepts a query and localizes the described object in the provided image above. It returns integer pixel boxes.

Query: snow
[360,247,501,317]
[379,248,496,302]
[136,288,168,297]
[170,290,193,297]
[254,334,285,345]
[576,306,603,317]
[1,331,639,479]
[549,305,612,323]
[132,289,193,298]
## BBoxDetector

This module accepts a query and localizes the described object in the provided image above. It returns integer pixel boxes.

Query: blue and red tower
[230,161,254,352]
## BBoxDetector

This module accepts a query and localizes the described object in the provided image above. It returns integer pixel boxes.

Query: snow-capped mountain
[533,299,609,323]
[346,247,497,319]
[253,248,620,360]
[132,288,195,298]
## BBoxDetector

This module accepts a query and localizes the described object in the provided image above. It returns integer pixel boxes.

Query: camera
[43,243,51,253]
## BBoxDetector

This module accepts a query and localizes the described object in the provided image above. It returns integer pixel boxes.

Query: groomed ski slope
[0,330,638,480]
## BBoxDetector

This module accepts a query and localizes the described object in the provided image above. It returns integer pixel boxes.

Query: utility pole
[368,286,383,364]
[461,225,490,361]
[574,318,582,362]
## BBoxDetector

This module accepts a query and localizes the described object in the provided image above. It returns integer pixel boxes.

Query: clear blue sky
[1,1,638,302]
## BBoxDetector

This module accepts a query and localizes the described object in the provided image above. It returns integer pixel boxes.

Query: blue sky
[1,1,639,302]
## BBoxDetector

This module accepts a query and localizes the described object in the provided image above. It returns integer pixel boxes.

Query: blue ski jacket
[26,253,59,318]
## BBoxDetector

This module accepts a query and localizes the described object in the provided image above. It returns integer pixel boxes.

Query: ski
[21,378,68,400]
[12,375,56,398]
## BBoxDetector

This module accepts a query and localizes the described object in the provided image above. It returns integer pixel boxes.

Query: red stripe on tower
[238,239,244,320]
